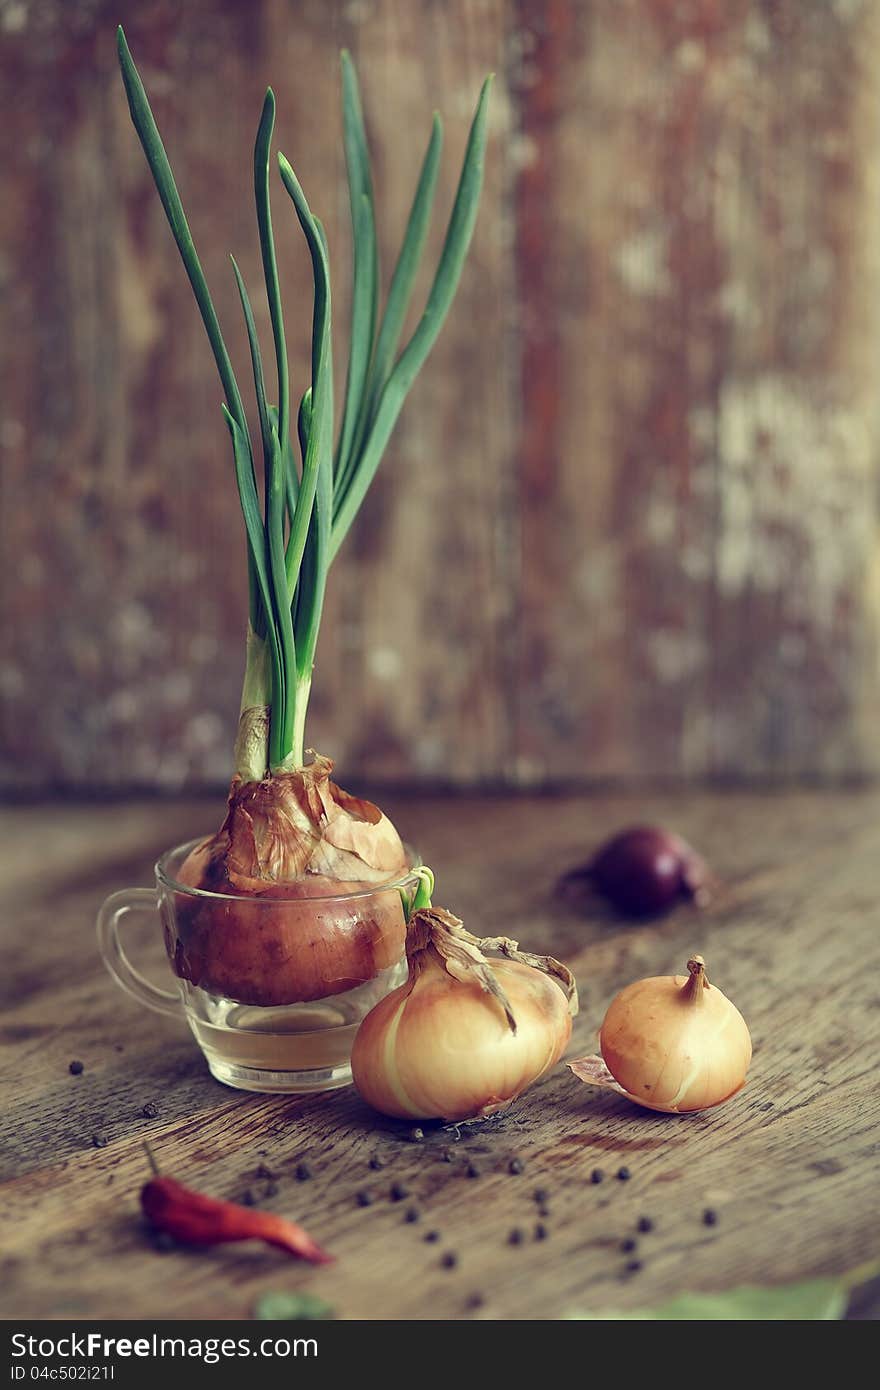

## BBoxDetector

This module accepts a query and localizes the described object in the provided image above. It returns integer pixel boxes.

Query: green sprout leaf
[567,1264,880,1320]
[118,24,490,774]
[335,52,378,487]
[359,115,443,436]
[116,25,263,637]
[253,1291,336,1321]
[331,74,493,561]
[254,90,291,460]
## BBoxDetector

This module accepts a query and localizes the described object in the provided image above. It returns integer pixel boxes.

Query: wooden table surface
[2,789,879,1320]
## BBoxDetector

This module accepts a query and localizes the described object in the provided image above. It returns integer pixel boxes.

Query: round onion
[569,955,751,1114]
[352,907,577,1122]
[561,825,711,918]
[169,754,410,1005]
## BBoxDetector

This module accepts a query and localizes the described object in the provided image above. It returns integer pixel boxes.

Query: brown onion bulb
[352,907,578,1122]
[569,955,751,1114]
[167,754,411,1005]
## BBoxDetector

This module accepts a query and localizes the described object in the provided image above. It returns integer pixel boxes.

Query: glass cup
[97,838,420,1094]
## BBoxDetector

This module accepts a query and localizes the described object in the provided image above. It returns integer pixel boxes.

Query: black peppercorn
[617,1166,631,1181]
[625,1259,642,1274]
[141,1102,160,1119]
[533,1187,550,1203]
[508,1157,525,1175]
[424,1230,441,1243]
[368,1155,384,1171]
[295,1162,313,1181]
[508,1228,524,1245]
[390,1181,409,1201]
[465,1292,484,1310]
[404,1206,420,1224]
[621,1237,637,1253]
[534,1223,548,1241]
[241,1189,256,1207]
[637,1216,654,1233]
[92,1134,108,1149]
[466,1162,480,1179]
[703,1208,718,1226]
[441,1251,458,1269]
[590,1169,604,1184]
[69,1060,84,1076]
[356,1190,374,1207]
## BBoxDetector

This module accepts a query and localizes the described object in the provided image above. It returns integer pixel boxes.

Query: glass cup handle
[96,888,183,1018]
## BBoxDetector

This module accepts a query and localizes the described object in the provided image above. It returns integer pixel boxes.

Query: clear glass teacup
[97,838,420,1094]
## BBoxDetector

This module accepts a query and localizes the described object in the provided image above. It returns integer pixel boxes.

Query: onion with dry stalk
[172,755,410,1004]
[116,29,491,1008]
[352,883,579,1122]
[569,955,751,1114]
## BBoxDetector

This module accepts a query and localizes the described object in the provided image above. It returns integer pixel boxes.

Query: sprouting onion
[117,28,492,1005]
[352,874,578,1122]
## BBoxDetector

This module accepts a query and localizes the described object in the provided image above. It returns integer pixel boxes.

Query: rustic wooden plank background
[3,0,880,793]
[2,789,879,1318]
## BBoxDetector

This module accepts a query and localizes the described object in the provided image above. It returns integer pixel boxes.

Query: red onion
[560,826,711,918]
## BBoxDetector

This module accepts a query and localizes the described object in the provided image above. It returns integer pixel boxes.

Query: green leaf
[293,223,333,683]
[359,116,443,442]
[117,25,260,629]
[222,408,284,729]
[121,31,491,770]
[400,864,435,921]
[253,1291,336,1321]
[117,27,246,428]
[230,256,274,474]
[269,405,299,532]
[335,52,379,487]
[254,90,291,459]
[331,74,493,560]
[276,155,332,599]
[568,1277,856,1321]
[265,435,297,767]
[336,115,443,511]
[276,165,334,764]
[230,258,297,767]
[297,389,313,469]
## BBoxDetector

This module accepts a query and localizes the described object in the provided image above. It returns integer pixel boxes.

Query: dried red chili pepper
[140,1176,332,1265]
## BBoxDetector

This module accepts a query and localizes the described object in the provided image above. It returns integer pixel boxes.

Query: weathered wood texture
[2,0,880,791]
[2,791,878,1318]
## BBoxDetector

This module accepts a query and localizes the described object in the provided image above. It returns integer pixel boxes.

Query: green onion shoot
[116,27,491,1008]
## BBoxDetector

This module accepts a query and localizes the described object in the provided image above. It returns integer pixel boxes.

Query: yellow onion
[351,906,578,1122]
[569,955,751,1114]
[167,754,411,1006]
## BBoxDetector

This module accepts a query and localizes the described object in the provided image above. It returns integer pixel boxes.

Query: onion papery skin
[166,756,411,1006]
[599,973,752,1114]
[351,958,572,1122]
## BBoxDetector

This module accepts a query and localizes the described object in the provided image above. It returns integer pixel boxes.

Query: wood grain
[1,791,878,1319]
[513,0,880,782]
[2,0,880,793]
